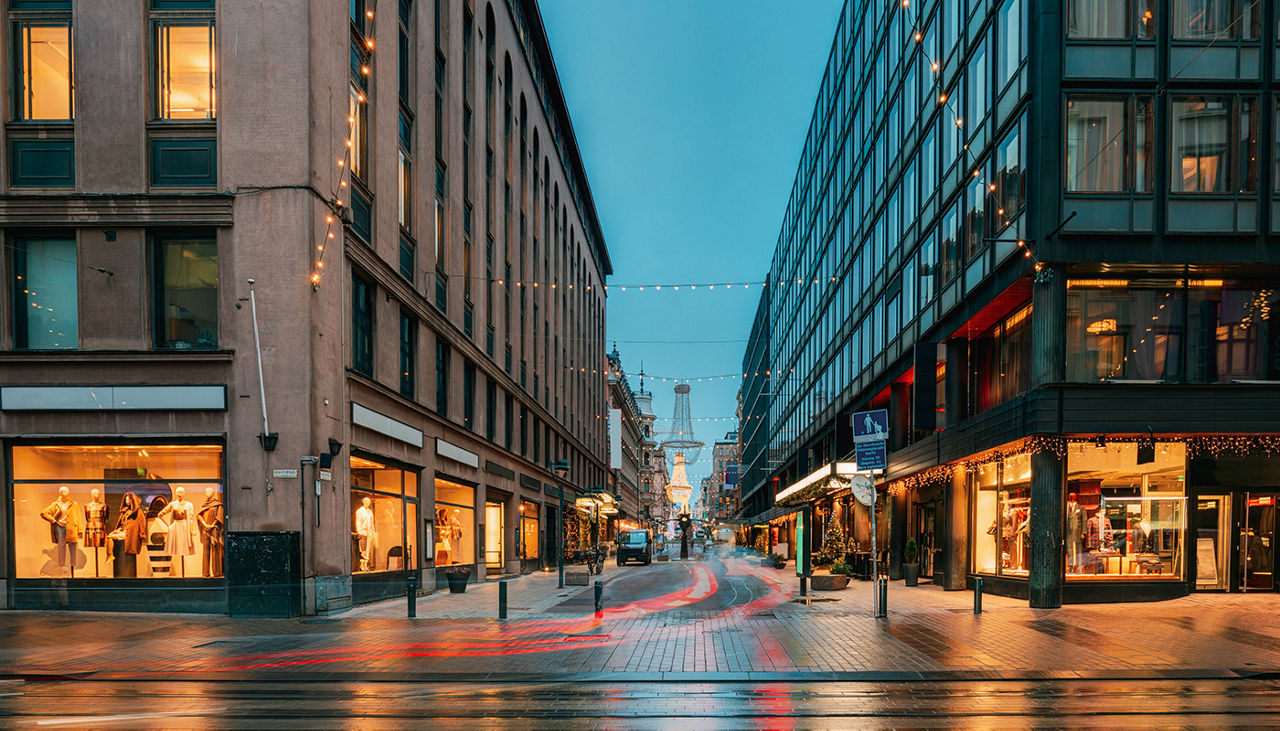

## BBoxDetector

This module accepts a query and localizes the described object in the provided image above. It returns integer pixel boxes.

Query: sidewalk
[341,562,625,620]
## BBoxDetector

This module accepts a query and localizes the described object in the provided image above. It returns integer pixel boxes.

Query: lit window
[156,22,215,119]
[154,236,218,349]
[16,23,73,120]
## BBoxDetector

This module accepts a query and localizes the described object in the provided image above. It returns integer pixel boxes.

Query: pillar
[889,382,910,451]
[944,339,969,428]
[889,488,907,580]
[1031,266,1066,387]
[943,467,969,590]
[1029,448,1065,608]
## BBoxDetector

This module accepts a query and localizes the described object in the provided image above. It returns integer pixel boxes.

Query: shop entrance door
[916,502,937,583]
[1241,494,1277,592]
[1195,496,1231,590]
[485,502,504,571]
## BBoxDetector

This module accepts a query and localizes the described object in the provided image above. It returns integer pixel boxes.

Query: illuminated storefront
[433,478,476,568]
[349,456,419,574]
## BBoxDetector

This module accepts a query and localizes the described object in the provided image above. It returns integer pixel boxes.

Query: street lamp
[552,458,570,588]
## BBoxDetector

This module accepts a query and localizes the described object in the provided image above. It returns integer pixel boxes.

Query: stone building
[0,0,610,614]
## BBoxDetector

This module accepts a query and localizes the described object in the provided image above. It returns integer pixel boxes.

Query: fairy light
[313,7,375,290]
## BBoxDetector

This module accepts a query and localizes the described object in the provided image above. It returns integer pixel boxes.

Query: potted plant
[444,565,471,594]
[767,552,787,569]
[903,538,920,586]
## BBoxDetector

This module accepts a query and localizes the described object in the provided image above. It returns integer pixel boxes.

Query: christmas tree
[815,518,848,566]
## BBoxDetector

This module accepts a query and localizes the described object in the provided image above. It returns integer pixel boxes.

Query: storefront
[519,499,540,572]
[1189,454,1280,593]
[7,442,226,612]
[433,476,477,586]
[349,455,421,604]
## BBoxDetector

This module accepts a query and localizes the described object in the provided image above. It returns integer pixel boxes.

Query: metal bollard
[973,576,983,614]
[593,580,604,614]
[498,579,508,620]
[800,575,807,597]
[876,576,887,618]
[407,572,418,618]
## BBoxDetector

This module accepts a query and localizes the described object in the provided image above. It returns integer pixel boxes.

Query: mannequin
[110,492,147,577]
[158,487,198,576]
[1065,493,1084,572]
[40,486,84,576]
[83,488,109,577]
[196,487,224,578]
[355,497,376,571]
[434,507,451,565]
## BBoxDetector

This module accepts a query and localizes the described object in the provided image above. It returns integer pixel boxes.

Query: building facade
[633,381,672,536]
[606,347,642,533]
[0,0,610,613]
[741,0,1280,606]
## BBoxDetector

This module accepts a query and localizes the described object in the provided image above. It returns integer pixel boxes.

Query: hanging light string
[313,4,377,289]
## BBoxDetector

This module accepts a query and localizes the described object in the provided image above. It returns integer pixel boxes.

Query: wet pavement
[1,546,1279,725]
[5,678,1280,728]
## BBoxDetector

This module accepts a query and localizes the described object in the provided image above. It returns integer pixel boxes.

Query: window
[1203,286,1280,382]
[154,234,217,349]
[434,478,475,566]
[1066,284,1184,381]
[14,21,73,120]
[1066,96,1153,193]
[993,121,1025,233]
[970,304,1031,413]
[1171,96,1255,193]
[972,453,1031,577]
[349,85,367,180]
[155,22,215,120]
[1172,0,1257,40]
[352,273,374,376]
[11,444,224,579]
[399,237,415,282]
[351,456,420,573]
[965,39,988,134]
[397,0,411,102]
[463,361,476,430]
[997,0,1024,89]
[963,168,987,261]
[399,312,416,399]
[398,113,412,230]
[435,339,450,415]
[1066,442,1186,581]
[11,236,77,349]
[485,377,497,441]
[520,500,539,559]
[1066,0,1156,39]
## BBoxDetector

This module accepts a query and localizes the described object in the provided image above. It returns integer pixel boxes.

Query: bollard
[973,576,983,614]
[407,572,418,618]
[498,579,508,621]
[800,575,807,597]
[593,580,604,614]
[875,576,887,618]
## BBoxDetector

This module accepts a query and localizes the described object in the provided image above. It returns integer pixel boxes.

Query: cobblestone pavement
[1,548,1278,682]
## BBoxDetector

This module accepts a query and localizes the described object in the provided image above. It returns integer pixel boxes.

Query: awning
[742,502,805,526]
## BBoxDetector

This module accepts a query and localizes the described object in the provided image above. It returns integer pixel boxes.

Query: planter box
[656,555,670,562]
[565,569,590,585]
[904,563,920,586]
[809,573,850,591]
[445,574,470,593]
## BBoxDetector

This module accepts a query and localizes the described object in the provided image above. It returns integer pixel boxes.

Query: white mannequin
[355,497,376,571]
[158,487,198,577]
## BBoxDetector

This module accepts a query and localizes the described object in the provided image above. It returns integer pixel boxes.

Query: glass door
[485,502,504,571]
[1241,494,1276,592]
[1194,496,1230,590]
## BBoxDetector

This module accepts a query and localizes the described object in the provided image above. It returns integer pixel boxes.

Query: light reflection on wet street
[4,678,1280,729]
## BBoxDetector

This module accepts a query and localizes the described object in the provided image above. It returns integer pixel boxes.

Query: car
[615,529,653,565]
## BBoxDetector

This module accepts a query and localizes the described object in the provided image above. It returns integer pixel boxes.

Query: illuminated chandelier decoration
[666,453,693,506]
[660,384,705,465]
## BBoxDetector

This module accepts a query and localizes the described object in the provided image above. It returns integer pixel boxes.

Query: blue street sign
[852,409,889,442]
[855,441,887,471]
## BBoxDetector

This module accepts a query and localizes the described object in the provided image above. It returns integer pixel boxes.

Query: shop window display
[11,445,223,579]
[350,456,420,573]
[520,500,539,560]
[1066,441,1185,580]
[972,454,1031,577]
[434,478,475,566]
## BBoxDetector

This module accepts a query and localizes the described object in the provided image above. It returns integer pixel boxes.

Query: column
[944,339,968,428]
[943,467,969,590]
[889,488,907,580]
[1031,266,1066,386]
[889,382,910,451]
[1029,448,1065,608]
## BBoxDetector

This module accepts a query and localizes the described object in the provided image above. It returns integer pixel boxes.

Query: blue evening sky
[539,1,841,487]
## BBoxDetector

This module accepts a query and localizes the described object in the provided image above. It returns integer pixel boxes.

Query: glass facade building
[741,0,1280,606]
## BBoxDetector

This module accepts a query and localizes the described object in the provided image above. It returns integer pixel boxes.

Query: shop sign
[436,438,480,468]
[272,468,298,478]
